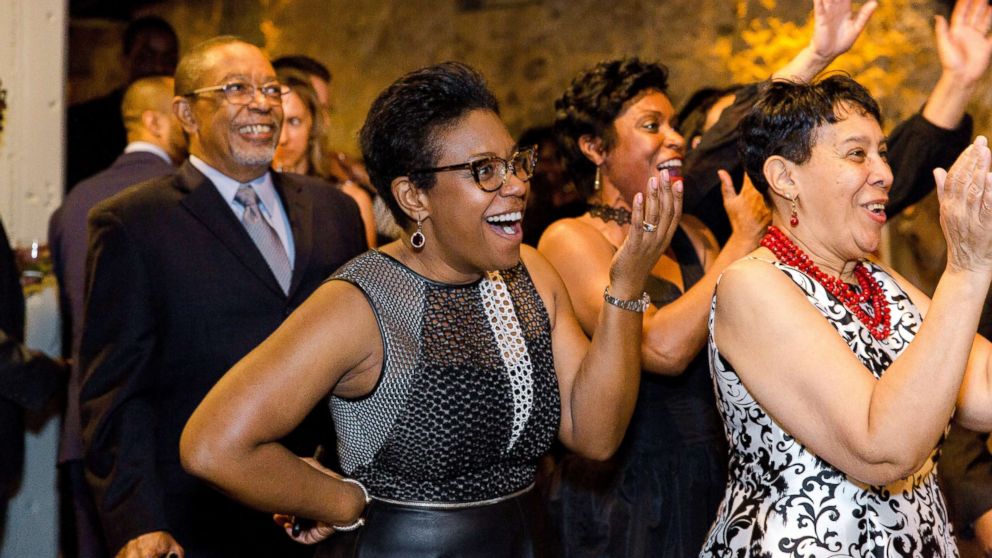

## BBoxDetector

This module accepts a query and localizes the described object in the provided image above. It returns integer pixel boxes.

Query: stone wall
[70,0,768,151]
[68,0,992,292]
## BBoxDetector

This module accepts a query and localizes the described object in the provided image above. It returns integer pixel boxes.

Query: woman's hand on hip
[272,456,366,545]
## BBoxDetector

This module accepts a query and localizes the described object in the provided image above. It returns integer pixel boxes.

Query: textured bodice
[328,251,561,503]
[702,260,958,557]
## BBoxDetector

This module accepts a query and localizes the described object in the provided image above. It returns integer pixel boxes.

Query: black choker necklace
[588,203,632,225]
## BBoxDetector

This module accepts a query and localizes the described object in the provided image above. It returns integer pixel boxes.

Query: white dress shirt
[124,141,173,164]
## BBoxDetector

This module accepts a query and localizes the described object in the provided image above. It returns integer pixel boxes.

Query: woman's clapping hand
[608,170,682,297]
[936,135,992,273]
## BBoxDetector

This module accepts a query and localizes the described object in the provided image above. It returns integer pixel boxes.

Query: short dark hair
[174,36,246,96]
[740,74,882,199]
[123,16,177,56]
[554,58,670,198]
[273,55,331,84]
[359,61,499,228]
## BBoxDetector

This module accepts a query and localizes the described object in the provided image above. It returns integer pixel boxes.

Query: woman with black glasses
[179,61,680,557]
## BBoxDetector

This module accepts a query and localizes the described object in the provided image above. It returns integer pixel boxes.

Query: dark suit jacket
[0,217,66,498]
[65,88,128,193]
[50,150,176,464]
[79,162,367,556]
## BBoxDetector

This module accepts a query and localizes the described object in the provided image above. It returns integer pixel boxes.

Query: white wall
[0,2,66,557]
[0,0,66,245]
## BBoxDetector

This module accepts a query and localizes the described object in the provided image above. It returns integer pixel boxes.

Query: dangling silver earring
[410,216,425,249]
[594,166,601,191]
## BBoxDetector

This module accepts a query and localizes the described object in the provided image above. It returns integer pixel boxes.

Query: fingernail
[635,192,643,205]
[661,169,669,182]
[648,177,657,191]
[674,180,683,193]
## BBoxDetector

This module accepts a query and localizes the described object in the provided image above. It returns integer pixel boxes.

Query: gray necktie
[234,184,292,294]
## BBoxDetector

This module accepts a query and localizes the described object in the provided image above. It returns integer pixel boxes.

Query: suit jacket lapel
[274,173,313,298]
[176,162,286,297]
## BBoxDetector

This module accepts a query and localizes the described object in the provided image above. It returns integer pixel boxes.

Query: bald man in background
[49,75,186,558]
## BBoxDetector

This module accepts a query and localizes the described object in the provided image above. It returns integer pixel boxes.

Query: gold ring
[642,222,658,233]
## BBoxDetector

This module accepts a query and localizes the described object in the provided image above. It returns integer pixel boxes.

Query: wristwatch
[603,286,650,313]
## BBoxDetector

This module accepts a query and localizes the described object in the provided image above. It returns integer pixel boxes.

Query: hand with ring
[606,169,683,298]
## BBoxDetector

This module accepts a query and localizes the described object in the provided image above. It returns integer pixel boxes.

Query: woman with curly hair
[538,2,875,555]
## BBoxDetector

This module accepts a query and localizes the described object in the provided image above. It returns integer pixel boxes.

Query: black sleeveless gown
[547,227,727,558]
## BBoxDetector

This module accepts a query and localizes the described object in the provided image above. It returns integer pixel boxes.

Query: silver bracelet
[603,286,650,313]
[332,477,371,532]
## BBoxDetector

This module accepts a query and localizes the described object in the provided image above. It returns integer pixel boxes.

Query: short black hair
[123,16,177,56]
[554,57,670,197]
[359,61,499,228]
[740,74,882,199]
[273,55,331,84]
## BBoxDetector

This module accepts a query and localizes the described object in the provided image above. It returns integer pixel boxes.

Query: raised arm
[773,0,877,82]
[640,173,767,373]
[924,0,992,129]
[684,0,874,240]
[537,177,681,459]
[542,173,766,376]
[886,0,992,214]
[715,137,992,486]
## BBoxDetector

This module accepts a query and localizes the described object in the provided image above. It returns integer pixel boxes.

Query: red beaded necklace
[760,225,891,340]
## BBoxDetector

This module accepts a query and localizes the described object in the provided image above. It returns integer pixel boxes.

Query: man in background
[66,16,179,191]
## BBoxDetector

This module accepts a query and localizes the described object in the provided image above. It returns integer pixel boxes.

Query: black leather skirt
[313,486,558,558]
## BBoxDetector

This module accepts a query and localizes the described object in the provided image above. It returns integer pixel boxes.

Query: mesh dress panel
[329,251,560,503]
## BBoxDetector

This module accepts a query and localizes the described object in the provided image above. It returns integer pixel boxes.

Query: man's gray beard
[232,143,276,167]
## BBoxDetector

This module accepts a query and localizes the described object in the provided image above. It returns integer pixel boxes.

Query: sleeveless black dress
[548,227,727,558]
[316,250,561,557]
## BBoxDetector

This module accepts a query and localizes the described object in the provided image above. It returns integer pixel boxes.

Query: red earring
[789,197,799,227]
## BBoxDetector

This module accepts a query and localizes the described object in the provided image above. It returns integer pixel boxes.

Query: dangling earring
[594,166,601,191]
[789,196,799,227]
[410,216,426,249]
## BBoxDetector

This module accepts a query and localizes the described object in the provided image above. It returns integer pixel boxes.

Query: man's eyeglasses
[409,146,538,192]
[185,81,290,106]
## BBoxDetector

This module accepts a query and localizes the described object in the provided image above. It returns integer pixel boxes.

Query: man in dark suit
[66,16,179,192]
[79,37,366,558]
[51,75,186,558]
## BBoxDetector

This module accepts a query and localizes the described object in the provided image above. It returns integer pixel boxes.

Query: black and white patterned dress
[701,260,958,558]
